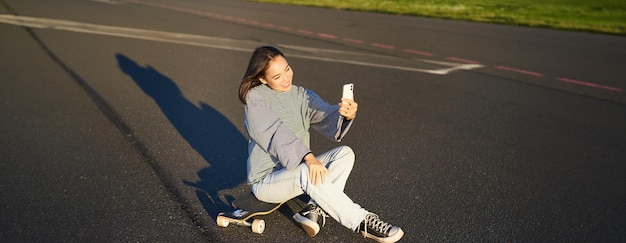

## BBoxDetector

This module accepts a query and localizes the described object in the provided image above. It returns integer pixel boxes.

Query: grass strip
[251,0,626,35]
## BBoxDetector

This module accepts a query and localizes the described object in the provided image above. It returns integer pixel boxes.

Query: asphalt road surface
[1,0,625,242]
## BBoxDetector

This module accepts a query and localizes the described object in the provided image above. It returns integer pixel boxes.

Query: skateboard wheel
[251,219,265,234]
[216,216,229,227]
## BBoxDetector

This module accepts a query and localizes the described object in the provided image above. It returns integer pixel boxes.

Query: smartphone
[342,83,354,101]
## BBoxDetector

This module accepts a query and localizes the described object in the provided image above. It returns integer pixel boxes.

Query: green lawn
[251,0,626,35]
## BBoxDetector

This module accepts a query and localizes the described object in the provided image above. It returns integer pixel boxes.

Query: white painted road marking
[0,14,482,75]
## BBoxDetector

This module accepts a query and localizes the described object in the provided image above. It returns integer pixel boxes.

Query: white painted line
[0,14,482,74]
[0,14,255,52]
[419,59,484,75]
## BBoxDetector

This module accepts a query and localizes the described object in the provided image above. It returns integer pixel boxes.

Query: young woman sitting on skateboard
[238,46,404,242]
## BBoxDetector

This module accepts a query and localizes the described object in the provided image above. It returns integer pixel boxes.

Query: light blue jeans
[251,146,368,231]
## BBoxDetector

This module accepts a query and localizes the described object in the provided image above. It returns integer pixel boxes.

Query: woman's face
[259,55,293,92]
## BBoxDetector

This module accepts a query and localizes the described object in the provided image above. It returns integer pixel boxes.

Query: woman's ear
[258,77,267,84]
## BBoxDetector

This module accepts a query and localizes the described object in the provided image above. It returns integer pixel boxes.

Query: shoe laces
[303,204,329,227]
[360,213,393,236]
[315,205,329,227]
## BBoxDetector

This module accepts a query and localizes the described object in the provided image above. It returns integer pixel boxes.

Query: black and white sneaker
[292,203,328,237]
[356,213,404,243]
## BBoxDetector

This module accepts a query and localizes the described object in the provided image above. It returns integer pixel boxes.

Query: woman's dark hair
[238,46,284,104]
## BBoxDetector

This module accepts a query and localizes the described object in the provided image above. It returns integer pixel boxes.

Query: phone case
[342,83,354,101]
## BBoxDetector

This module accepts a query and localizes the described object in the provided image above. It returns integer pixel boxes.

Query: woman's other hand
[304,153,327,186]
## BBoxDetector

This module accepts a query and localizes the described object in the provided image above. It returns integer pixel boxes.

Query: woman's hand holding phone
[339,83,357,120]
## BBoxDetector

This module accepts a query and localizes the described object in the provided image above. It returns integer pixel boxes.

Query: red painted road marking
[557,77,623,92]
[404,49,434,57]
[318,33,337,39]
[342,38,364,44]
[446,57,480,64]
[496,66,544,77]
[370,43,395,49]
[297,29,313,35]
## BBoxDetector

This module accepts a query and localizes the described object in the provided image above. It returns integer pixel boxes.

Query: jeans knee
[335,145,355,169]
[340,145,355,162]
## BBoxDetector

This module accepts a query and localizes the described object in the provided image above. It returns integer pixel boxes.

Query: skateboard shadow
[116,53,247,219]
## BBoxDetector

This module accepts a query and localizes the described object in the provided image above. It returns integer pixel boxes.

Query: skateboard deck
[216,193,286,234]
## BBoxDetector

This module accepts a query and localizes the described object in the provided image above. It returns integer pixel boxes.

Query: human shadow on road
[116,53,247,219]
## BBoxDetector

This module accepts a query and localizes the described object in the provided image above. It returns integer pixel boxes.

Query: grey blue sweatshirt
[244,84,353,184]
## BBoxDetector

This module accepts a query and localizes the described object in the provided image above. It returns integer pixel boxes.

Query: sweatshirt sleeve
[306,90,354,142]
[244,91,311,170]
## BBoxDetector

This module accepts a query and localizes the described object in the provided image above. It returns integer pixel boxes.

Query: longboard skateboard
[216,193,286,234]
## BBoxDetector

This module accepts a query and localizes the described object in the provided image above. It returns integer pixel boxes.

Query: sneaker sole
[361,228,404,243]
[292,214,320,237]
